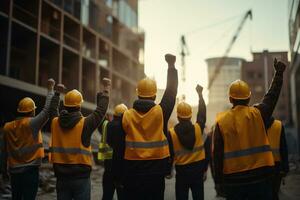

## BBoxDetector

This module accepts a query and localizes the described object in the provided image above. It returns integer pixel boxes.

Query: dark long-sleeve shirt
[167,92,209,180]
[212,71,284,185]
[121,67,178,177]
[53,91,109,179]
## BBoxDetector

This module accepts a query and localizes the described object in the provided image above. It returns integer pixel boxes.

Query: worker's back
[122,105,169,161]
[216,105,274,174]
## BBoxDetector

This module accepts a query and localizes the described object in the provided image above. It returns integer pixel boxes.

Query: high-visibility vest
[170,123,205,165]
[49,117,92,166]
[98,120,113,161]
[122,105,170,160]
[216,105,274,174]
[267,120,282,162]
[4,118,44,168]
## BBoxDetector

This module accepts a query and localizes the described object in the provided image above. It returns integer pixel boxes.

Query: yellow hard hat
[229,80,251,100]
[136,77,157,98]
[114,104,128,116]
[177,102,192,119]
[17,97,37,113]
[64,89,83,107]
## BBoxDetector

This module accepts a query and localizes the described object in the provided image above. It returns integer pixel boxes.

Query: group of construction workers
[0,53,289,200]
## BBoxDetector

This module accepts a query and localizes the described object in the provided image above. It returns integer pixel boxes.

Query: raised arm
[81,78,110,147]
[159,54,178,126]
[195,84,206,130]
[30,79,62,138]
[255,59,286,125]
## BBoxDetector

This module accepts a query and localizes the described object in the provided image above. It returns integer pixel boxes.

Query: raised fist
[274,58,286,73]
[196,84,203,94]
[165,54,176,66]
[47,78,55,91]
[55,84,66,93]
[102,78,111,91]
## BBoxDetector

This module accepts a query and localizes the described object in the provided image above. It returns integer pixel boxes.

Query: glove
[165,54,176,67]
[273,58,286,73]
[196,84,203,95]
[47,78,55,92]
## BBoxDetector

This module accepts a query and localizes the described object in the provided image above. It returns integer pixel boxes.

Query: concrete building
[288,0,300,154]
[242,51,291,125]
[206,57,245,127]
[0,0,145,127]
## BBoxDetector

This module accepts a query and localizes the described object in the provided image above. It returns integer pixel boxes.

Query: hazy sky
[138,0,289,105]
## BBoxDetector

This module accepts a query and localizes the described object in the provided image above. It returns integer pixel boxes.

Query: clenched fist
[165,54,176,66]
[102,78,111,91]
[47,78,55,92]
[55,84,66,93]
[274,58,286,73]
[196,84,203,95]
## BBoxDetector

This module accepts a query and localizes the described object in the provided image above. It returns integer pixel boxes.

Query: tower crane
[180,10,252,91]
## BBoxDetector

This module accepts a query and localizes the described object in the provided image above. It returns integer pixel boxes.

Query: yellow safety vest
[4,118,44,168]
[122,105,170,160]
[49,117,92,166]
[216,105,274,174]
[98,120,113,161]
[267,120,282,162]
[170,123,205,165]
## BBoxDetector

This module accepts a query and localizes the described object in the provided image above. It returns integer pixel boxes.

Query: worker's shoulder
[215,110,230,122]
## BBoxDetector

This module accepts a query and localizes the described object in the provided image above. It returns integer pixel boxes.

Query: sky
[138,0,289,105]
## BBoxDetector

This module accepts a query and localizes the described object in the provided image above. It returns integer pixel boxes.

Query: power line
[185,13,245,36]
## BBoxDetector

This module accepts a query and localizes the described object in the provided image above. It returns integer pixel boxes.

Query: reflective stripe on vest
[267,120,282,162]
[170,123,205,165]
[8,143,43,157]
[49,117,92,166]
[174,145,204,157]
[216,106,274,174]
[126,139,169,148]
[123,105,170,160]
[224,145,271,159]
[49,147,92,155]
[98,120,113,161]
[4,118,44,168]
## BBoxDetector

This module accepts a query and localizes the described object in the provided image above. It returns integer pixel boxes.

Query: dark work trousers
[56,177,91,200]
[224,178,273,200]
[175,174,204,200]
[10,167,39,200]
[271,173,282,200]
[123,175,165,200]
[102,159,124,200]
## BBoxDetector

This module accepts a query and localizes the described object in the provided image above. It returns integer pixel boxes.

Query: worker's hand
[47,78,55,92]
[165,174,173,179]
[102,78,111,92]
[55,84,66,93]
[196,84,203,95]
[274,58,286,73]
[165,54,176,67]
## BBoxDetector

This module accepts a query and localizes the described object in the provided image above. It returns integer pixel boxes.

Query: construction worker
[98,104,128,200]
[212,58,286,200]
[168,84,209,200]
[121,54,178,200]
[49,78,111,200]
[2,79,62,200]
[266,117,289,200]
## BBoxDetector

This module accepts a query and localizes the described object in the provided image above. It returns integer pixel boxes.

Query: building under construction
[0,0,145,126]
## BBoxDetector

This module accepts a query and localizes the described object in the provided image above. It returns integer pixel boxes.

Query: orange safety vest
[122,105,170,160]
[4,118,44,168]
[170,123,205,165]
[216,105,274,174]
[267,120,282,162]
[49,117,92,166]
